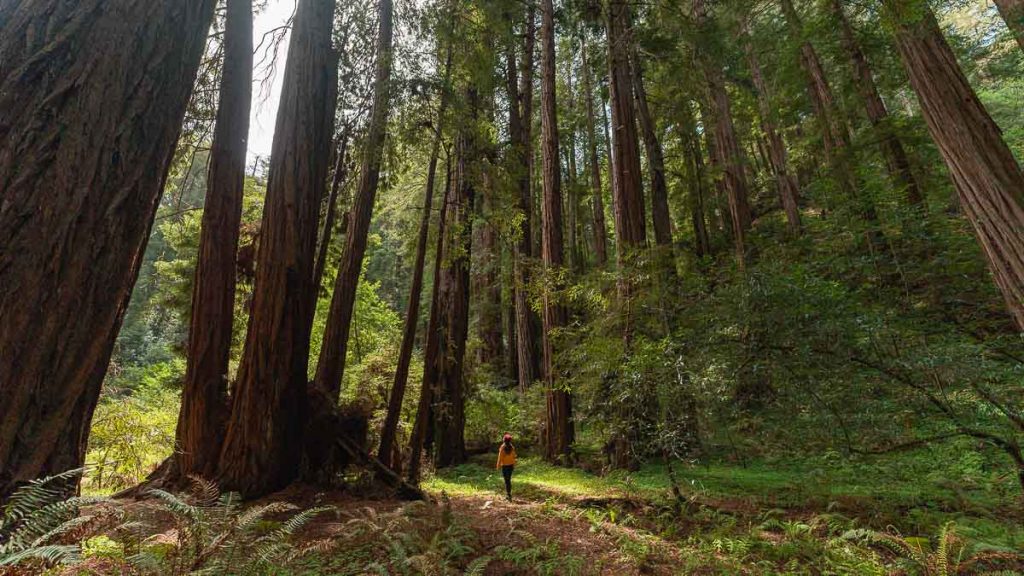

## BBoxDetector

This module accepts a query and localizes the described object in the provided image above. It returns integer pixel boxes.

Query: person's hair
[503,438,513,454]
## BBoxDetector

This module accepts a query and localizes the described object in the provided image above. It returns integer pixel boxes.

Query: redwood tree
[540,0,573,463]
[217,0,338,497]
[581,37,609,266]
[630,44,674,256]
[886,0,1024,330]
[174,0,254,482]
[994,0,1024,52]
[314,0,396,399]
[0,0,216,499]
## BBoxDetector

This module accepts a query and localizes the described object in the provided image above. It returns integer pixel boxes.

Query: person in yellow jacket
[495,433,517,501]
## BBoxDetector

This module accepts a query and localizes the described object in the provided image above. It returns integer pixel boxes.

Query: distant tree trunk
[0,0,216,500]
[886,0,1024,330]
[681,106,712,256]
[509,8,542,392]
[831,0,923,207]
[994,0,1024,52]
[174,0,254,482]
[313,0,395,399]
[743,36,802,234]
[216,0,337,497]
[540,0,573,463]
[378,47,452,470]
[475,180,505,369]
[582,38,609,266]
[432,92,476,468]
[313,131,351,293]
[694,0,751,264]
[630,45,674,254]
[406,157,452,483]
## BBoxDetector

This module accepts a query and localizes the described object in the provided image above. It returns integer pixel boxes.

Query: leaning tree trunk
[510,7,542,392]
[406,158,452,484]
[831,0,923,207]
[886,0,1024,330]
[743,35,802,234]
[581,37,609,266]
[174,0,254,483]
[378,44,453,471]
[540,0,573,463]
[994,0,1024,52]
[0,0,216,500]
[216,0,338,498]
[313,130,352,293]
[432,92,477,468]
[313,0,395,400]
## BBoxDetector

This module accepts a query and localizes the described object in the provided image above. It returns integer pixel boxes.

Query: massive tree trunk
[509,7,542,392]
[313,0,395,399]
[831,0,923,207]
[475,178,506,370]
[886,0,1024,330]
[432,91,477,468]
[630,45,674,254]
[694,0,752,264]
[0,0,216,500]
[378,46,452,470]
[406,158,452,484]
[216,0,337,497]
[994,0,1024,52]
[743,36,802,234]
[581,38,610,266]
[540,0,573,463]
[174,0,254,482]
[313,131,352,293]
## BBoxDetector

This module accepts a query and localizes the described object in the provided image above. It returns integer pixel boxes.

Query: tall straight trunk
[994,0,1024,52]
[603,96,619,219]
[540,0,573,463]
[694,0,751,264]
[175,0,254,481]
[433,92,477,468]
[700,103,730,238]
[217,0,337,497]
[313,131,351,292]
[831,0,923,206]
[313,0,395,399]
[378,45,452,469]
[0,0,216,499]
[886,0,1024,330]
[744,37,802,234]
[406,157,452,483]
[510,8,542,392]
[475,180,505,368]
[581,38,609,266]
[681,106,712,256]
[630,45,673,252]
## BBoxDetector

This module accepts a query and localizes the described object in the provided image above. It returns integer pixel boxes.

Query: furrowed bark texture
[540,0,573,463]
[216,0,338,497]
[994,0,1024,52]
[888,0,1024,330]
[314,0,395,399]
[174,0,254,482]
[630,45,673,251]
[0,0,216,499]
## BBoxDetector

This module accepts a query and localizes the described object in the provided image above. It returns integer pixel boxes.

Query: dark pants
[501,465,514,497]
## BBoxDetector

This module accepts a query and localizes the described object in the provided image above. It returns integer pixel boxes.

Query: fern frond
[235,501,297,531]
[0,468,86,528]
[147,488,202,523]
[186,476,220,507]
[464,555,492,575]
[0,544,81,566]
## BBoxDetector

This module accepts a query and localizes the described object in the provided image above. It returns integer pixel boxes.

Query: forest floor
[37,452,1024,575]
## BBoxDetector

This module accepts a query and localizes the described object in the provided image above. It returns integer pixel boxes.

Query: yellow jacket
[495,444,517,468]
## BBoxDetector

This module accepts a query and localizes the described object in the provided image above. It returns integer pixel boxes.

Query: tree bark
[630,45,674,253]
[831,0,923,206]
[581,37,609,267]
[0,0,216,500]
[509,7,542,392]
[540,0,573,463]
[743,36,802,234]
[174,0,254,482]
[216,0,338,497]
[432,91,477,468]
[887,0,1024,330]
[406,157,452,484]
[378,46,452,470]
[681,106,712,256]
[994,0,1024,52]
[313,0,395,399]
